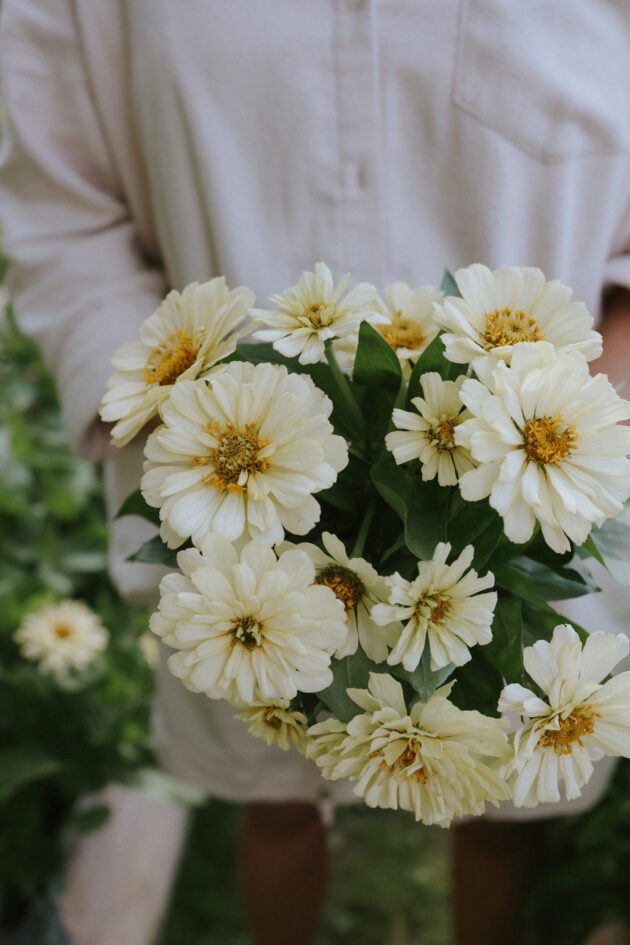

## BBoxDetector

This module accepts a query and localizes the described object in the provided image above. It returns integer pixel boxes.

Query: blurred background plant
[1,285,629,945]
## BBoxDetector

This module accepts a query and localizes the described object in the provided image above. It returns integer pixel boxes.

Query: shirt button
[346,0,363,9]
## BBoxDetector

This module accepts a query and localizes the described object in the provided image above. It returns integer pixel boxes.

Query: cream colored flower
[235,701,309,753]
[385,372,475,487]
[251,262,383,365]
[282,532,401,662]
[141,362,348,548]
[433,264,602,365]
[456,343,630,553]
[14,600,108,679]
[308,673,510,826]
[500,624,630,808]
[374,282,442,376]
[100,278,254,446]
[150,534,348,705]
[371,543,496,671]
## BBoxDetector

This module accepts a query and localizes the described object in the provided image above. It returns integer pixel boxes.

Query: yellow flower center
[415,592,452,626]
[373,739,429,784]
[303,301,335,328]
[263,708,284,730]
[316,565,365,615]
[194,422,271,492]
[143,330,198,385]
[378,312,425,351]
[232,616,263,650]
[538,707,596,756]
[53,624,73,640]
[523,416,578,465]
[482,308,544,349]
[429,417,457,453]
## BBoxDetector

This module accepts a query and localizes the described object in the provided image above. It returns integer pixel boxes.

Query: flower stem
[351,500,376,559]
[324,341,367,439]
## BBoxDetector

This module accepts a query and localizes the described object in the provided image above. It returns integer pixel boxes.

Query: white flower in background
[433,264,602,365]
[374,282,442,376]
[100,278,254,446]
[235,701,309,753]
[371,543,496,671]
[141,362,348,548]
[500,624,630,808]
[283,532,401,663]
[309,673,510,826]
[385,373,475,487]
[150,534,348,705]
[14,600,108,679]
[456,343,630,553]
[251,262,384,365]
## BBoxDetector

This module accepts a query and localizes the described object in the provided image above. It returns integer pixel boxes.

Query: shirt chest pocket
[453,0,630,163]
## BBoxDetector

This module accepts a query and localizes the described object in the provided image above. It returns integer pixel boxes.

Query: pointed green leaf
[440,269,461,297]
[484,597,524,684]
[318,648,381,722]
[116,489,161,526]
[128,535,179,568]
[353,321,402,391]
[388,648,455,703]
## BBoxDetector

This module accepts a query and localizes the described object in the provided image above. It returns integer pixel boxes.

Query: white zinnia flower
[100,278,254,446]
[150,534,348,705]
[385,373,475,486]
[500,624,630,808]
[14,600,108,679]
[251,262,383,365]
[433,264,602,365]
[371,542,496,671]
[308,673,510,826]
[141,362,348,548]
[235,701,309,753]
[374,282,442,376]
[283,532,401,662]
[456,343,630,553]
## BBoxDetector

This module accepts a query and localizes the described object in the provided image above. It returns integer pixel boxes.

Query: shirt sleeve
[0,0,166,454]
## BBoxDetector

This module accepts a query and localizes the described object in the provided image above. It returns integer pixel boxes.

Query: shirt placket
[333,0,386,284]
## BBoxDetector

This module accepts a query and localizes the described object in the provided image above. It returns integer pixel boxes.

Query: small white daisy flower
[371,542,497,672]
[500,624,630,807]
[14,600,108,679]
[385,372,475,486]
[374,282,442,377]
[251,262,384,365]
[309,673,510,826]
[235,701,309,753]
[283,532,401,663]
[433,264,602,365]
[456,343,630,553]
[150,534,348,705]
[100,278,254,447]
[141,362,348,548]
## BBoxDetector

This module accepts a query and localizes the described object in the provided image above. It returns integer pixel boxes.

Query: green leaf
[318,649,380,723]
[449,498,504,571]
[440,269,461,297]
[521,602,589,648]
[128,535,179,568]
[388,648,455,703]
[584,507,630,587]
[116,489,161,526]
[506,555,599,601]
[483,598,524,684]
[449,650,503,716]
[406,334,467,404]
[403,477,449,559]
[370,451,413,522]
[352,321,402,392]
[0,748,62,803]
[71,804,111,834]
[493,562,547,607]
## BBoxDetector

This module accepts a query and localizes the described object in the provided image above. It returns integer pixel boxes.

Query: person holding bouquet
[1,3,629,945]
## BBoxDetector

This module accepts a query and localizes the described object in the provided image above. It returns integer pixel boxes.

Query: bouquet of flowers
[100,262,630,827]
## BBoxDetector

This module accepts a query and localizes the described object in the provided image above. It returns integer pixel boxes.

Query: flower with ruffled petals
[251,262,383,365]
[374,282,442,376]
[283,532,400,662]
[151,534,348,705]
[308,673,510,826]
[100,278,254,446]
[235,701,309,753]
[15,600,108,679]
[456,343,630,553]
[141,362,348,548]
[386,373,475,486]
[371,543,496,671]
[500,624,630,807]
[433,264,602,365]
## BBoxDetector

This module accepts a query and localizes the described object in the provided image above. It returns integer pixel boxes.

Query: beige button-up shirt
[1,0,629,810]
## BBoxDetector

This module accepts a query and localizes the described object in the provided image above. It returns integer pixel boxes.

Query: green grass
[159,801,451,945]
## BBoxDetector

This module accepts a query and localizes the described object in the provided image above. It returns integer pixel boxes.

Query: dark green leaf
[370,451,413,522]
[505,555,599,601]
[449,650,503,716]
[128,535,179,568]
[521,602,589,648]
[484,598,524,683]
[0,748,62,803]
[318,649,380,723]
[352,321,402,392]
[585,508,630,587]
[388,648,455,703]
[403,477,449,559]
[71,803,110,834]
[116,489,161,526]
[449,498,504,570]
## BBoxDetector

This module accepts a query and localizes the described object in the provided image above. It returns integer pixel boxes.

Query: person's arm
[0,0,166,457]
